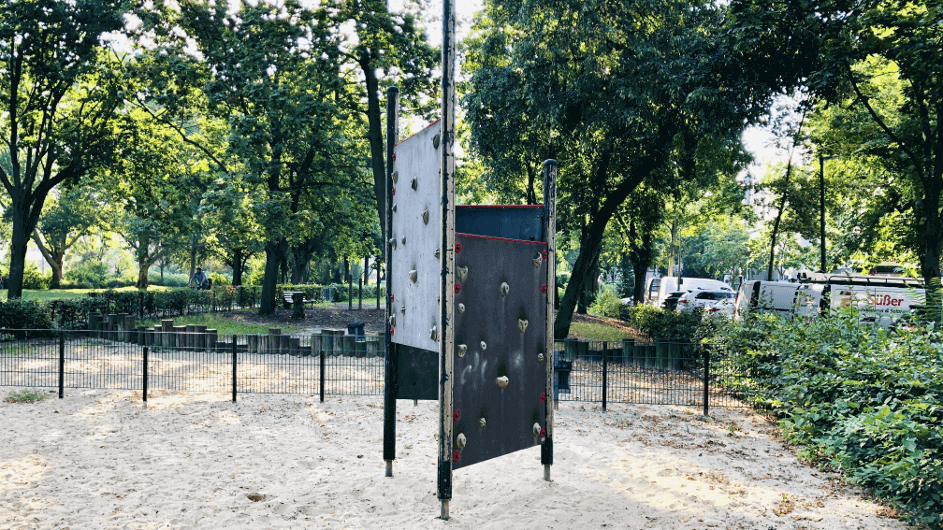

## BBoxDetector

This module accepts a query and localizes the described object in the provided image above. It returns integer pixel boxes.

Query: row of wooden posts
[86,313,384,358]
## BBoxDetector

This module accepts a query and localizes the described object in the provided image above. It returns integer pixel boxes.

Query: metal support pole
[819,154,826,272]
[437,0,457,518]
[542,159,558,481]
[320,350,326,403]
[58,332,65,399]
[143,346,149,403]
[383,85,400,477]
[232,338,237,403]
[703,347,710,417]
[359,277,363,310]
[602,343,608,413]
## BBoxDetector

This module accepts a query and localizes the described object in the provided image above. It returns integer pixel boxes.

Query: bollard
[143,346,149,403]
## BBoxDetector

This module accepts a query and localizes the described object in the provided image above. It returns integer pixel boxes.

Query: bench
[281,291,316,309]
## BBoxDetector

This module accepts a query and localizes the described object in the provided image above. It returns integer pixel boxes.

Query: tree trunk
[7,196,39,299]
[259,238,287,315]
[363,59,387,239]
[49,255,64,289]
[920,183,943,320]
[630,225,654,306]
[135,247,152,289]
[231,248,244,286]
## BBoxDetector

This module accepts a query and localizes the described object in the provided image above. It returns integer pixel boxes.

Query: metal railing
[1,330,748,413]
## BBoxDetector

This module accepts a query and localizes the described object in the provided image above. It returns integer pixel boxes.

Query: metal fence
[1,330,748,413]
[0,330,384,401]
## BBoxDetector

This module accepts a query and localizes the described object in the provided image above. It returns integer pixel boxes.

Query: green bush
[65,262,109,289]
[22,263,51,290]
[0,299,53,333]
[588,289,623,318]
[623,304,704,342]
[148,271,189,288]
[707,311,943,526]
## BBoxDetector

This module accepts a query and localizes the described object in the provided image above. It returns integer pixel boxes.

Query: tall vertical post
[383,85,401,478]
[143,346,149,404]
[542,159,558,482]
[232,338,237,403]
[320,350,326,403]
[602,343,608,413]
[438,0,457,520]
[703,347,710,417]
[58,332,65,399]
[819,154,826,272]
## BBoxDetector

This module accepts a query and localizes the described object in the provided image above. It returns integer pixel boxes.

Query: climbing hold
[542,250,548,259]
[389,238,397,249]
[455,242,462,253]
[433,133,441,149]
[456,433,466,450]
[457,303,465,314]
[518,319,529,333]
[540,393,546,403]
[533,253,542,268]
[401,303,406,314]
[540,428,546,438]
[533,423,541,436]
[452,450,460,462]
[435,248,441,259]
[401,236,406,245]
[422,210,429,224]
[500,282,509,296]
[457,266,468,282]
[390,326,395,336]
[409,270,417,283]
[392,186,396,196]
[538,353,545,362]
[454,282,461,294]
[390,294,394,303]
[411,178,417,190]
[389,315,396,326]
[429,326,437,341]
[480,341,487,351]
[392,171,399,183]
[496,376,509,389]
[392,203,397,212]
[457,344,467,357]
[541,284,548,294]
[453,410,461,421]
[479,418,486,428]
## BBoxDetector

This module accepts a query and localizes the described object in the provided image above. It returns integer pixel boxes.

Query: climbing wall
[449,232,549,469]
[388,120,442,353]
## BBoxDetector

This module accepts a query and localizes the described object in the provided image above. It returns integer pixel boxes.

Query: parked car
[661,291,688,310]
[677,289,736,312]
[706,297,735,317]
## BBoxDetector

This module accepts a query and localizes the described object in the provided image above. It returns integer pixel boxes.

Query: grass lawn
[7,287,174,302]
[137,311,305,336]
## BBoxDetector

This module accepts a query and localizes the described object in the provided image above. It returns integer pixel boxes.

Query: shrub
[65,262,109,289]
[588,289,623,318]
[22,263,51,290]
[706,311,943,526]
[623,304,704,342]
[0,299,53,333]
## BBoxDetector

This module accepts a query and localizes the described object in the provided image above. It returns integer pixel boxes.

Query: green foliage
[65,262,109,289]
[623,304,705,342]
[21,263,50,290]
[588,289,623,319]
[566,322,637,342]
[0,299,53,331]
[4,390,51,403]
[708,312,943,525]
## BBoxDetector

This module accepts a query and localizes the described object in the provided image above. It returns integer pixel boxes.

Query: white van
[734,280,801,318]
[747,274,925,328]
[652,277,732,307]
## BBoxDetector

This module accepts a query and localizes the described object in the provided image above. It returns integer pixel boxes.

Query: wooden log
[173,326,187,349]
[161,320,174,347]
[196,325,207,350]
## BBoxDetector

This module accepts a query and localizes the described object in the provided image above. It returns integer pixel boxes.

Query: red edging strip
[455,233,548,246]
[457,205,543,209]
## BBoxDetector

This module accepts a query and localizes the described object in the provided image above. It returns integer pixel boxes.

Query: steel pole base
[440,500,449,520]
[544,464,551,482]
[385,461,393,478]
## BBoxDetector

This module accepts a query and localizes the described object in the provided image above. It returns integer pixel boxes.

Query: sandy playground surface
[1,388,913,530]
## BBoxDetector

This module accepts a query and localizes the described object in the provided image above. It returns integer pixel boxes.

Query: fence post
[319,350,326,403]
[703,346,710,417]
[232,338,237,403]
[143,346,149,403]
[58,332,65,399]
[601,342,608,413]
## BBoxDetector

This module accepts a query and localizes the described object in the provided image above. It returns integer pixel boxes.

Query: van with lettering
[793,273,924,328]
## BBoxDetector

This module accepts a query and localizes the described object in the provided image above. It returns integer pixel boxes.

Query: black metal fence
[1,330,747,413]
[0,330,384,401]
[553,339,748,414]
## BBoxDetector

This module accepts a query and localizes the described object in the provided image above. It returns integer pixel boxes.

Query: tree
[465,0,770,337]
[0,0,129,297]
[32,185,105,288]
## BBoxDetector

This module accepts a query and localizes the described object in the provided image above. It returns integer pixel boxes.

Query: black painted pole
[143,346,149,403]
[703,347,710,417]
[319,350,326,403]
[383,85,400,478]
[232,338,237,403]
[602,343,608,412]
[58,332,65,399]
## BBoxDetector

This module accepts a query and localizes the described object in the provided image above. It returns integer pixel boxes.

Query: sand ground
[0,388,912,530]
